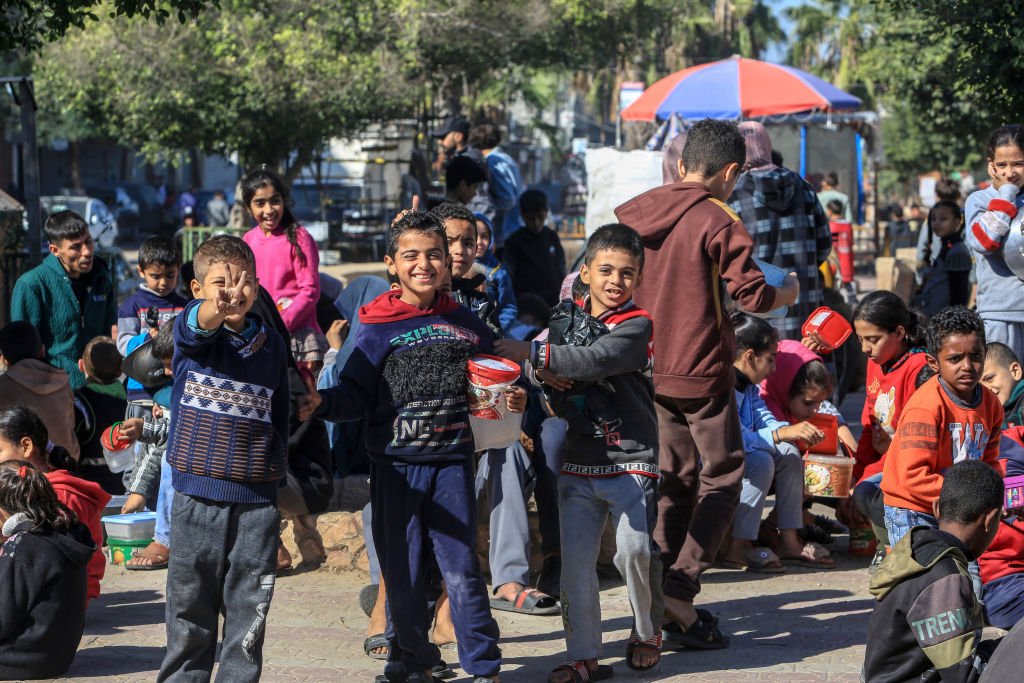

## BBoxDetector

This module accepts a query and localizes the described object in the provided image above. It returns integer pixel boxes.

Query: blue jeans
[984,573,1024,629]
[154,454,174,547]
[883,504,937,547]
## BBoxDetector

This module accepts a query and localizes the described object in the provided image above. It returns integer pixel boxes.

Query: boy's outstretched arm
[538,317,651,383]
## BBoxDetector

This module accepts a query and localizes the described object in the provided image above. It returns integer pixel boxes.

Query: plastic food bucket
[107,538,152,565]
[1005,475,1024,512]
[803,454,853,498]
[100,423,133,473]
[102,511,157,541]
[848,520,877,557]
[467,354,523,450]
[802,307,853,352]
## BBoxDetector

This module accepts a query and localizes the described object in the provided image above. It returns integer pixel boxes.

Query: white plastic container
[102,512,157,541]
[467,355,523,451]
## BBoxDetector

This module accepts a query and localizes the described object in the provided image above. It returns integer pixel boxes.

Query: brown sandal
[125,540,169,571]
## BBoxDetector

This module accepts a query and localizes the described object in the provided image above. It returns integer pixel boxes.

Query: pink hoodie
[243,225,321,334]
[760,339,822,423]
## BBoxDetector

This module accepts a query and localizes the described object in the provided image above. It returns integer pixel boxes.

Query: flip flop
[548,660,613,682]
[490,587,560,616]
[743,547,786,574]
[662,617,729,650]
[364,633,389,660]
[124,540,169,571]
[625,631,662,671]
[780,541,837,569]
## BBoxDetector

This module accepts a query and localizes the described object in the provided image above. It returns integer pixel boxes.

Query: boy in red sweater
[882,306,1003,547]
[614,119,799,648]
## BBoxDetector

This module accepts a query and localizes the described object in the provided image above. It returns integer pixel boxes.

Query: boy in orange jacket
[882,306,1004,546]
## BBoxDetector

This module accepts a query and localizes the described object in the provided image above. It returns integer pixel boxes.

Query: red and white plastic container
[467,354,523,450]
[100,422,133,473]
[802,307,853,353]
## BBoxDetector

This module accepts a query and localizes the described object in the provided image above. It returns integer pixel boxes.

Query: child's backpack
[544,301,622,438]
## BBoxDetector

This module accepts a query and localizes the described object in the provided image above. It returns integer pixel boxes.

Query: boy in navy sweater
[117,235,187,410]
[301,211,525,683]
[158,236,289,683]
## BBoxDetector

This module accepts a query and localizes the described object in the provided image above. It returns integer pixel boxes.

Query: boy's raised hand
[326,319,350,350]
[505,386,527,413]
[777,272,801,307]
[215,267,249,315]
[296,372,322,422]
[391,195,420,226]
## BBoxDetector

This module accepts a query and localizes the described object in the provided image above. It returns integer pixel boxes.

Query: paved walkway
[51,537,871,682]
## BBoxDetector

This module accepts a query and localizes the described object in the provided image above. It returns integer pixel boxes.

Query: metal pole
[799,125,808,178]
[18,78,42,264]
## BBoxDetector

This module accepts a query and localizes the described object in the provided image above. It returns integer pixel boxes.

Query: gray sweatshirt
[965,186,1024,322]
[125,413,169,498]
[535,314,658,477]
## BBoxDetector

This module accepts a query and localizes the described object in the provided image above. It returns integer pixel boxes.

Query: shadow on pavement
[65,645,165,677]
[502,588,871,677]
[85,589,165,634]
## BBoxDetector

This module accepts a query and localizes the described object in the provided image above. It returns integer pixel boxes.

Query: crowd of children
[5,119,1024,683]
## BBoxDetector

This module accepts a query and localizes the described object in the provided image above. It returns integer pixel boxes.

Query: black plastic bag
[544,301,622,438]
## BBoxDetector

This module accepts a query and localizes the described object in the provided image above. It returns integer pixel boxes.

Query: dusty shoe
[868,546,886,576]
[291,513,326,566]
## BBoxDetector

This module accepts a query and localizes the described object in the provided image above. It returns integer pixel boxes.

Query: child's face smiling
[990,144,1024,190]
[139,263,180,297]
[580,248,642,317]
[981,357,1022,406]
[192,260,258,331]
[475,220,491,259]
[444,218,477,279]
[248,185,284,233]
[931,333,985,402]
[384,231,447,307]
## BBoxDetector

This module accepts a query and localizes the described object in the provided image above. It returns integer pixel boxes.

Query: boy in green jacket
[11,211,116,389]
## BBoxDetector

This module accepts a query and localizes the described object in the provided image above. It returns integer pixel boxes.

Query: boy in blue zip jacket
[300,211,525,683]
[473,213,518,334]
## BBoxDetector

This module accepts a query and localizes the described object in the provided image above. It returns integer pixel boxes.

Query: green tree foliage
[0,0,213,52]
[35,0,411,177]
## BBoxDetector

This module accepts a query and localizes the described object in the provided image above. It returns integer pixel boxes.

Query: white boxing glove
[979,210,1012,238]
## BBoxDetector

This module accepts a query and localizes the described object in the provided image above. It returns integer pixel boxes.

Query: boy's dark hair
[824,171,839,188]
[790,359,834,398]
[468,123,502,150]
[43,210,89,245]
[138,235,181,270]
[0,321,43,365]
[445,155,488,193]
[517,293,553,327]
[732,311,778,354]
[986,341,1019,369]
[826,199,844,216]
[986,124,1024,161]
[519,189,548,215]
[82,336,121,384]
[935,178,961,203]
[926,306,986,357]
[938,460,1004,525]
[771,149,784,167]
[681,118,746,178]
[854,290,927,348]
[915,365,937,388]
[585,223,645,270]
[386,211,448,260]
[152,317,177,360]
[192,235,256,284]
[430,201,477,230]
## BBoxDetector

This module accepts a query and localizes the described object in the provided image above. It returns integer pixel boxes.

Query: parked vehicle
[40,195,118,248]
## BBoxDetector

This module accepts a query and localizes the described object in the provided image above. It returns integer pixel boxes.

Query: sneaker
[868,546,886,575]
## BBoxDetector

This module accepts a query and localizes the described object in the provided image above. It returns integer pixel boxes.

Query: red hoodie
[615,182,778,398]
[46,470,110,603]
[853,350,930,483]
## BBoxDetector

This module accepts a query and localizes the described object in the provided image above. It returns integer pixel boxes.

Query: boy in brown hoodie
[0,321,80,461]
[614,118,799,649]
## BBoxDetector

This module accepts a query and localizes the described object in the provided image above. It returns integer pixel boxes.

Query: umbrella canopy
[621,56,861,122]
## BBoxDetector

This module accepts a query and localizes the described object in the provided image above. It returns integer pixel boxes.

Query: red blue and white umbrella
[621,56,861,122]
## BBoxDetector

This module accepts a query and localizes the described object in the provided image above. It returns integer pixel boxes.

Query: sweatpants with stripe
[558,473,663,660]
[372,458,501,678]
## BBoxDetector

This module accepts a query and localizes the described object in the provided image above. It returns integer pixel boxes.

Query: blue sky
[765,0,802,63]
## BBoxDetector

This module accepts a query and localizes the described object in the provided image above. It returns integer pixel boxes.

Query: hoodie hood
[473,212,499,268]
[870,526,971,600]
[45,469,111,514]
[359,290,460,324]
[334,276,389,369]
[3,358,70,396]
[615,182,714,245]
[742,167,802,214]
[37,522,96,568]
[760,339,821,421]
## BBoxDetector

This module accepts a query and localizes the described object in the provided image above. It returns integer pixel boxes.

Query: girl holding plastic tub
[0,460,95,680]
[0,407,109,603]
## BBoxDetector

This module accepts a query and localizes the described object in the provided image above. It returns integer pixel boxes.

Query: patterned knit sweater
[166,300,290,504]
